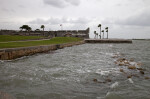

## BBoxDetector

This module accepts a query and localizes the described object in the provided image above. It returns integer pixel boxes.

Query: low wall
[0,41,85,60]
[84,39,132,43]
[0,28,90,39]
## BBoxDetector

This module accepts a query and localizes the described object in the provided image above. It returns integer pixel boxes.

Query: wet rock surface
[112,52,150,82]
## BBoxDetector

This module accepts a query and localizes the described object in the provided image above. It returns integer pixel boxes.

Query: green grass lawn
[0,35,44,42]
[0,37,82,49]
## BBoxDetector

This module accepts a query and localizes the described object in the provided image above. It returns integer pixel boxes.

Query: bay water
[0,40,150,99]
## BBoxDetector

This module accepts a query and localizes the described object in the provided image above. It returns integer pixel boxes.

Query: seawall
[0,41,85,60]
[85,39,132,43]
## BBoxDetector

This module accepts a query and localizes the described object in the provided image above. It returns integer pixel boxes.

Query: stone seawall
[85,39,132,43]
[0,41,85,60]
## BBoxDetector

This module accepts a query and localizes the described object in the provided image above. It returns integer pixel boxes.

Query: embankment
[0,41,85,60]
[85,39,132,43]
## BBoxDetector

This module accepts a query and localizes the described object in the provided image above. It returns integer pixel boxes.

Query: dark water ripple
[0,40,150,99]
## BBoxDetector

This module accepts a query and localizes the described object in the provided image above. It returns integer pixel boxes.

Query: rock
[137,68,143,71]
[112,56,118,58]
[137,63,142,66]
[140,71,144,75]
[120,69,124,72]
[122,58,126,61]
[124,61,130,65]
[130,58,134,62]
[128,66,136,69]
[127,75,132,78]
[118,63,124,66]
[105,78,112,82]
[117,58,126,62]
[145,77,150,79]
[93,79,98,82]
[93,79,106,83]
[114,61,118,64]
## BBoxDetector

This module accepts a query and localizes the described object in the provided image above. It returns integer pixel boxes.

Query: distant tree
[20,25,31,31]
[94,31,99,39]
[98,24,101,39]
[19,26,23,31]
[101,30,104,39]
[94,31,96,38]
[27,26,32,31]
[35,29,40,31]
[41,25,45,31]
[105,27,108,39]
[96,33,98,39]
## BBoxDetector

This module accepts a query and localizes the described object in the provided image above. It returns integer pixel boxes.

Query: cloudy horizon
[0,0,150,39]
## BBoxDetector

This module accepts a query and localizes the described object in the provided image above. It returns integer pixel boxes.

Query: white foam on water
[109,45,113,47]
[86,70,91,73]
[96,69,110,76]
[129,62,136,66]
[10,75,16,78]
[76,69,86,73]
[106,92,111,96]
[105,52,114,56]
[0,60,4,63]
[110,82,119,89]
[128,78,134,84]
[96,68,120,76]
[55,77,67,80]
[29,78,33,81]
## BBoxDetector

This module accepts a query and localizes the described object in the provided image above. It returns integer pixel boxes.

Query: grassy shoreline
[0,37,82,49]
[0,35,44,42]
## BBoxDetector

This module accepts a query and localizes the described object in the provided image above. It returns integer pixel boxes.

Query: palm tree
[96,33,98,39]
[101,30,104,39]
[98,24,101,39]
[105,27,108,39]
[94,31,96,38]
[41,25,45,31]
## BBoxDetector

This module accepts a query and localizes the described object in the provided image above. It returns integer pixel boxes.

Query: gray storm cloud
[0,0,150,38]
[43,0,80,8]
[116,8,150,26]
[28,17,91,25]
[102,7,150,27]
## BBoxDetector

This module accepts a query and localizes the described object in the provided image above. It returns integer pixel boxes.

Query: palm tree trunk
[103,32,104,39]
[107,32,108,39]
[100,27,101,39]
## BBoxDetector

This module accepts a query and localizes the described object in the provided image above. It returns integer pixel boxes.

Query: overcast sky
[0,0,150,39]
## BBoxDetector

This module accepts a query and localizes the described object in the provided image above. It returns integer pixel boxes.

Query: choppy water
[0,40,150,99]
